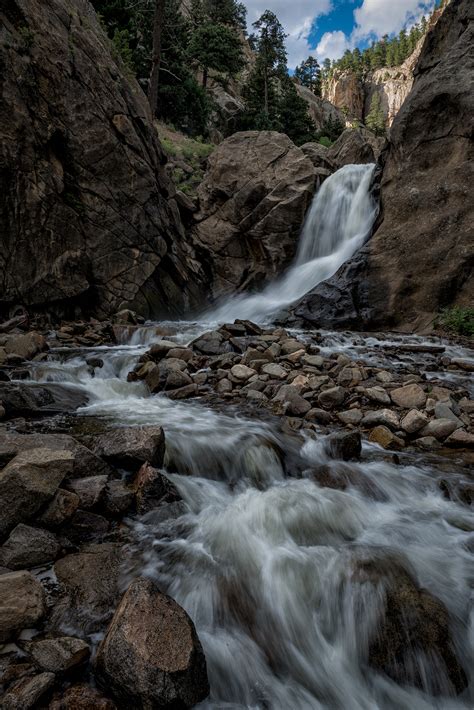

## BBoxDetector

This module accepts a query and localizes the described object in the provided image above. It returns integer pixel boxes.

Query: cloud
[353,0,435,40]
[313,0,435,62]
[243,0,333,67]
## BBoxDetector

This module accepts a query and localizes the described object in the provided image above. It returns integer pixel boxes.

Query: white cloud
[243,1,333,68]
[353,0,435,40]
[315,30,351,61]
[313,0,435,62]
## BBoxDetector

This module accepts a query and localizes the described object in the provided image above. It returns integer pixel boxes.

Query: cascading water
[208,163,378,324]
[15,161,473,708]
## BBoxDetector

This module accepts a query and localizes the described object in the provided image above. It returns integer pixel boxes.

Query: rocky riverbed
[0,313,473,708]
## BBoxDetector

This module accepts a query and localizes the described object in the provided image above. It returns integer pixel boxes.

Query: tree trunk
[148,0,166,118]
[263,66,268,115]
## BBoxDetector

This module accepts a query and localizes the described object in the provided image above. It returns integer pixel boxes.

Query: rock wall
[0,0,204,319]
[191,131,316,300]
[295,0,474,332]
[295,85,346,133]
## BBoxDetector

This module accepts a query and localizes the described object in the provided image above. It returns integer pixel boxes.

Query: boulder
[445,429,474,448]
[420,418,458,440]
[23,636,90,673]
[0,0,203,318]
[272,385,312,417]
[390,384,426,409]
[53,543,124,633]
[48,684,116,710]
[0,524,60,570]
[354,558,468,694]
[94,577,209,708]
[0,571,45,642]
[1,672,55,710]
[324,431,362,461]
[369,426,404,450]
[0,383,88,418]
[361,409,399,430]
[132,462,181,515]
[401,409,429,434]
[191,131,315,299]
[300,142,334,171]
[327,127,384,169]
[4,332,47,360]
[38,489,80,527]
[0,447,74,537]
[318,386,347,409]
[66,475,108,510]
[88,426,165,469]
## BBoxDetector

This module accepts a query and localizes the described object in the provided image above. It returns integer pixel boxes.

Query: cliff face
[296,0,474,332]
[323,10,443,127]
[0,0,204,319]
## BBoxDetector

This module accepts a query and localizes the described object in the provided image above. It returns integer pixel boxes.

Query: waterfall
[208,163,378,324]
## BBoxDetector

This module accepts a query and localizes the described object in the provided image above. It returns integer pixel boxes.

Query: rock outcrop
[0,0,204,319]
[327,128,385,169]
[323,71,365,122]
[296,0,474,332]
[191,131,316,299]
[296,85,346,133]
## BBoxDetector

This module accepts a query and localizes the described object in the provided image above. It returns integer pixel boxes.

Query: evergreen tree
[278,78,317,144]
[188,21,244,87]
[365,93,386,136]
[294,56,321,95]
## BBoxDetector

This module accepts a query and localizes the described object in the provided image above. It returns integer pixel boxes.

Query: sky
[242,0,437,68]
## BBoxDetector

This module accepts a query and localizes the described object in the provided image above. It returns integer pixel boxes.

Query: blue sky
[243,0,437,67]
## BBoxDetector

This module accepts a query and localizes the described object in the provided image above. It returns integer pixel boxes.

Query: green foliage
[365,93,386,136]
[160,125,213,195]
[295,56,322,96]
[318,136,332,148]
[436,307,474,338]
[278,78,317,145]
[111,28,134,71]
[188,21,244,86]
[320,115,345,142]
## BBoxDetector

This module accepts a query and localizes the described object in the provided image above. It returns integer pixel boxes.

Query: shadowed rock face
[191,131,316,300]
[295,0,474,332]
[0,0,204,319]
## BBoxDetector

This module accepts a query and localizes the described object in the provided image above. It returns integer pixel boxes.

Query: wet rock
[148,341,178,359]
[4,332,47,360]
[0,571,45,642]
[413,436,441,451]
[434,402,463,428]
[0,447,74,537]
[451,358,474,372]
[355,559,468,695]
[420,418,458,441]
[164,370,193,391]
[361,409,399,430]
[104,480,134,517]
[445,429,474,449]
[230,364,257,382]
[67,475,108,510]
[133,462,181,515]
[390,384,426,409]
[306,408,333,424]
[261,363,287,379]
[327,127,383,168]
[0,524,60,570]
[365,387,391,406]
[337,366,363,387]
[401,409,429,434]
[338,409,363,426]
[217,378,232,394]
[53,543,123,634]
[23,637,90,673]
[167,383,199,400]
[0,383,88,418]
[301,354,324,369]
[318,386,347,409]
[273,385,312,417]
[191,331,232,356]
[324,431,361,461]
[61,510,110,544]
[167,347,193,362]
[38,489,80,528]
[369,426,404,451]
[89,426,165,469]
[1,672,55,710]
[48,684,116,709]
[94,577,209,708]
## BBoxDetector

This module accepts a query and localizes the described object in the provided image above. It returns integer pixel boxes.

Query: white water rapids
[208,163,378,323]
[18,164,473,707]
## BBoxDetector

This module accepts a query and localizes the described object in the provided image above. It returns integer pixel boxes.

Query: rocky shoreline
[0,313,473,707]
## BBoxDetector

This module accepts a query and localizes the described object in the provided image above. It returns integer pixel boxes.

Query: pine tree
[365,93,386,136]
[294,56,321,95]
[188,21,244,88]
[278,78,317,144]
[251,10,287,116]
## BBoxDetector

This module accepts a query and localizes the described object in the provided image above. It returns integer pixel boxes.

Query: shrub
[436,307,474,337]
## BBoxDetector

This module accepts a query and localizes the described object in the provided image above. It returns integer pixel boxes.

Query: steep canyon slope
[296,0,474,332]
[0,0,205,318]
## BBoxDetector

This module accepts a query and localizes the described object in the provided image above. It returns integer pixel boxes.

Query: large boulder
[191,131,316,299]
[296,0,473,331]
[0,0,203,319]
[0,571,46,642]
[94,577,210,708]
[327,128,385,169]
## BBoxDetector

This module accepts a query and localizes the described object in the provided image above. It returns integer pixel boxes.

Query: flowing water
[208,163,378,324]
[19,164,474,707]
